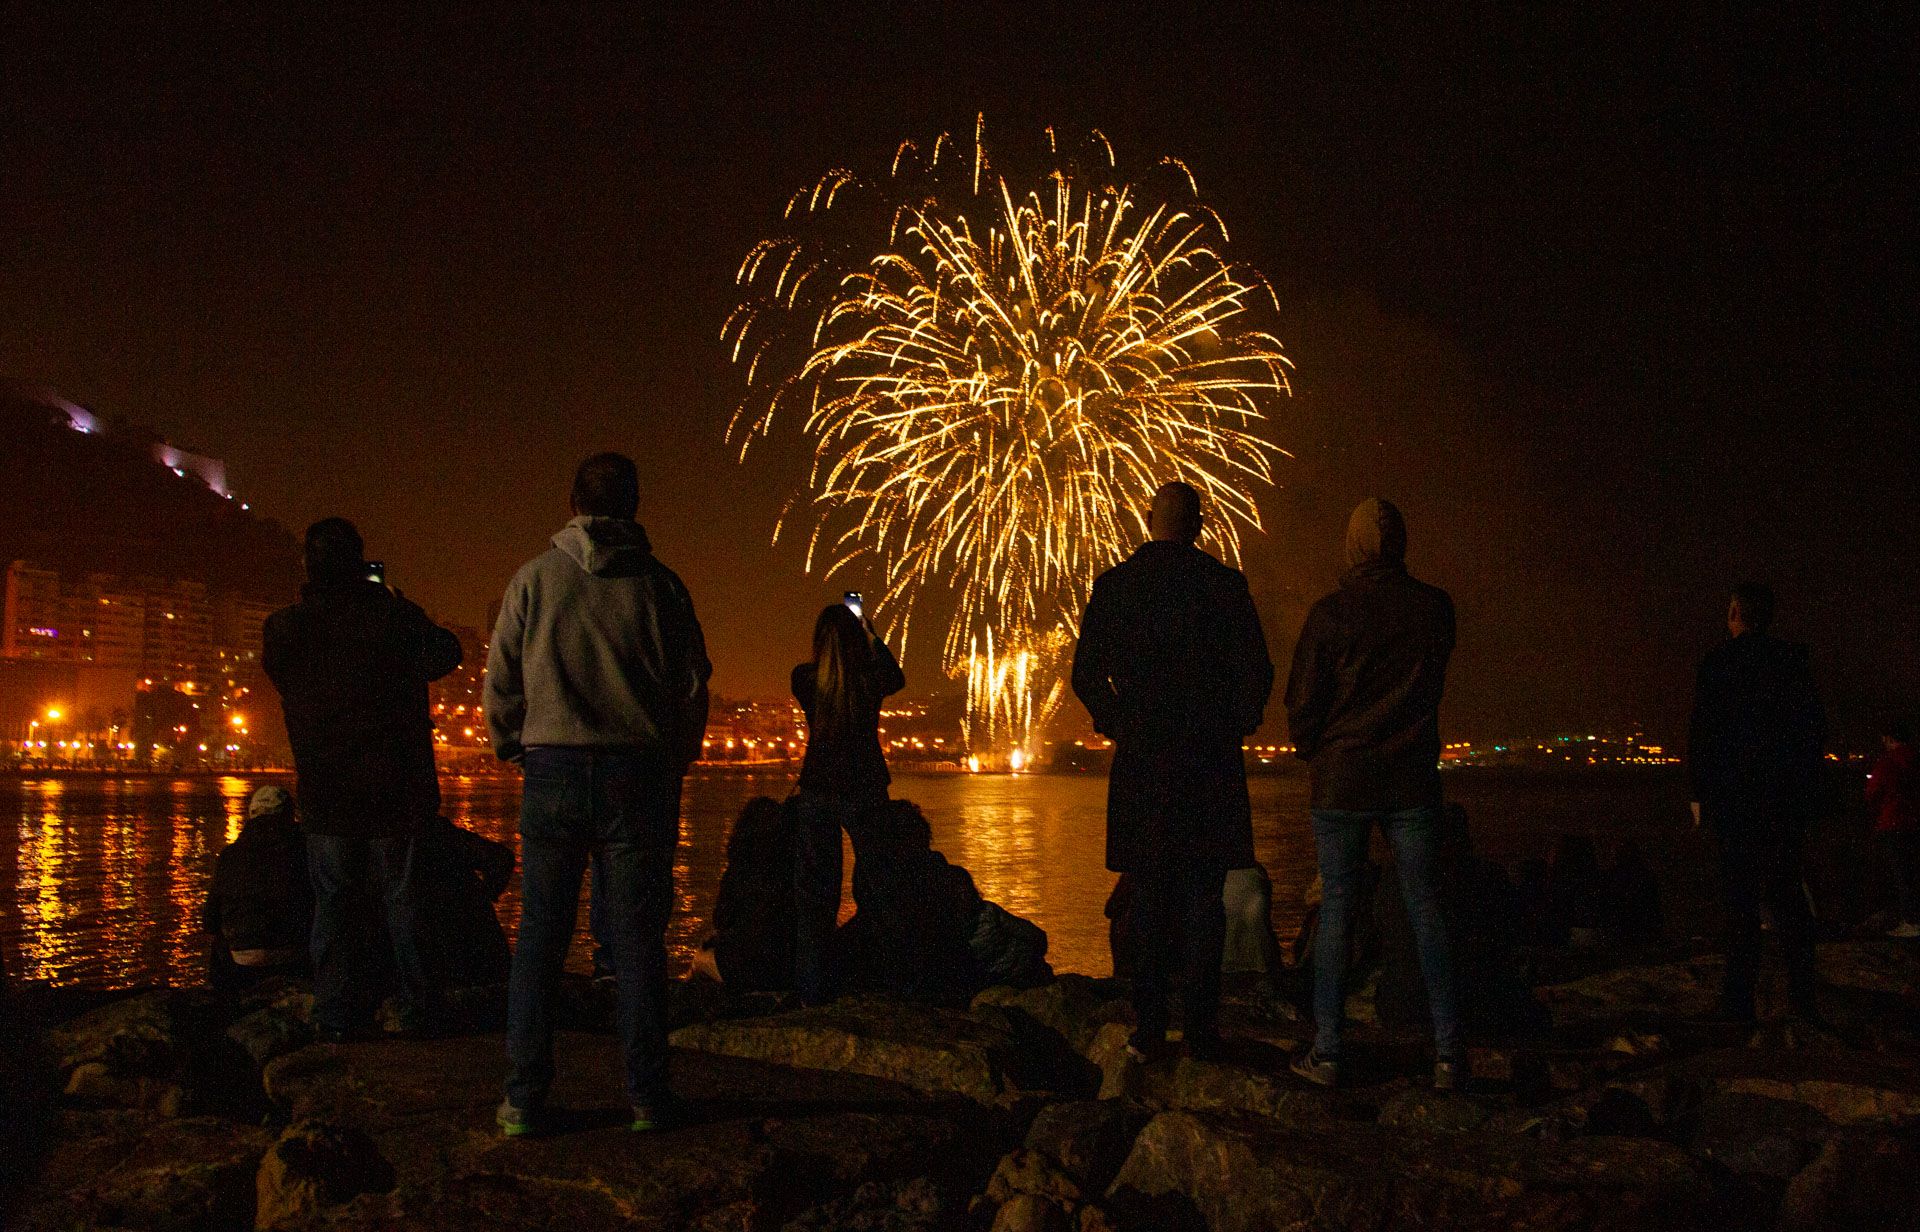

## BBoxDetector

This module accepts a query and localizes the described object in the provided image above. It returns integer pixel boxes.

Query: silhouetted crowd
[216,450,1915,1136]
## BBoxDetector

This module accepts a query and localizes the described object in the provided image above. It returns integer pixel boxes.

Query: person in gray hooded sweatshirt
[486,452,711,1135]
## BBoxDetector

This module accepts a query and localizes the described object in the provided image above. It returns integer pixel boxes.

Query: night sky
[3,5,1913,743]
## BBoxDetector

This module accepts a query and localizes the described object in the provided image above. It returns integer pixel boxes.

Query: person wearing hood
[485,452,711,1137]
[264,518,462,1040]
[202,785,312,991]
[1284,498,1462,1090]
[1071,481,1274,1061]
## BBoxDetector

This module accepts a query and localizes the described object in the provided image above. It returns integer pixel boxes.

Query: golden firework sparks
[726,119,1292,757]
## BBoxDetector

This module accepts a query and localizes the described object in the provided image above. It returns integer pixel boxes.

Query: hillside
[0,384,300,600]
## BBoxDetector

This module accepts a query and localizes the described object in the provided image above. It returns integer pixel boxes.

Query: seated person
[203,786,312,992]
[1111,865,1285,988]
[415,814,515,989]
[1375,804,1547,1036]
[1543,834,1605,946]
[838,801,1045,1003]
[698,797,799,992]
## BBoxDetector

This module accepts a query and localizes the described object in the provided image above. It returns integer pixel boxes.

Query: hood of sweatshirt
[1344,497,1407,568]
[553,516,654,576]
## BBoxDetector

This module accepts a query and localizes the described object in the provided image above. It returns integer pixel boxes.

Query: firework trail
[726,118,1292,757]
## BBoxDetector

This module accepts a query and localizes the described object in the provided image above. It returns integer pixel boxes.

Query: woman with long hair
[790,600,905,1004]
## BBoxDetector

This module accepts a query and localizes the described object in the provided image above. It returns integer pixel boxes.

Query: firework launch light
[727,117,1292,754]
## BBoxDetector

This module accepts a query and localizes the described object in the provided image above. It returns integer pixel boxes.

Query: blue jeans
[306,833,430,1034]
[1310,806,1462,1059]
[506,747,681,1110]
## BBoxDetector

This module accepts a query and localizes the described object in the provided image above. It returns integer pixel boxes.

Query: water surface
[1,767,1713,989]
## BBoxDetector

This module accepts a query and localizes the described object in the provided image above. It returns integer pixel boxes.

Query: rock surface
[12,938,1920,1232]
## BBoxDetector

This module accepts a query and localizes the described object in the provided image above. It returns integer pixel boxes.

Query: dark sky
[3,4,1913,742]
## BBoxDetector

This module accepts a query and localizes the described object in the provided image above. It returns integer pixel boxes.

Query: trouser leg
[307,835,366,1034]
[1382,806,1463,1058]
[1764,823,1817,1012]
[1717,830,1764,1018]
[792,794,846,1006]
[1179,861,1228,1040]
[1309,811,1371,1059]
[597,838,676,1106]
[372,834,433,1024]
[1129,866,1176,1046]
[504,837,588,1110]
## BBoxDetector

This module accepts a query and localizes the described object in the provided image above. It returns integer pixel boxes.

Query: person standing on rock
[486,452,712,1135]
[1866,718,1919,939]
[264,518,463,1042]
[1071,481,1274,1061]
[1688,581,1827,1020]
[790,600,906,1004]
[1284,497,1464,1090]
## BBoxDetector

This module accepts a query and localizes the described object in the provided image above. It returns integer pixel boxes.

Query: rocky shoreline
[7,941,1919,1231]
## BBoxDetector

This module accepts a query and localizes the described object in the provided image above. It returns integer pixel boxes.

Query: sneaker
[1289,1048,1339,1087]
[1432,1057,1466,1092]
[1887,922,1920,939]
[496,1099,540,1138]
[629,1097,682,1132]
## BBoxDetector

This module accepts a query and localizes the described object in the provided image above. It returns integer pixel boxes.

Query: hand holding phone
[844,591,863,618]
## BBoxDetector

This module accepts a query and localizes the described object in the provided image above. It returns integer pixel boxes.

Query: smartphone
[843,591,863,618]
[365,561,386,586]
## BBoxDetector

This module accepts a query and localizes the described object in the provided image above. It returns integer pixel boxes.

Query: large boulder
[1022,1100,1152,1194]
[669,995,1088,1103]
[1111,1054,1341,1128]
[254,1121,395,1230]
[1109,1110,1716,1232]
[50,989,258,1117]
[973,976,1133,1055]
[1777,1131,1920,1232]
[1534,956,1724,1030]
[18,1113,272,1232]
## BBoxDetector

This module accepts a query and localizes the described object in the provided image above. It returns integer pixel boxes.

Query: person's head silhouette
[1148,481,1203,544]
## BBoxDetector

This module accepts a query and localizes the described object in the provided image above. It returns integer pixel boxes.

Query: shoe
[1432,1057,1466,1092]
[629,1095,683,1132]
[496,1099,540,1138]
[1290,1048,1339,1088]
[1887,922,1920,939]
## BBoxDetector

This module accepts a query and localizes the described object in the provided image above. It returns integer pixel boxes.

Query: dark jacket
[1071,540,1274,872]
[1284,562,1455,811]
[1866,743,1918,835]
[1687,632,1826,816]
[202,812,312,954]
[791,641,906,802]
[486,517,712,765]
[264,580,462,835]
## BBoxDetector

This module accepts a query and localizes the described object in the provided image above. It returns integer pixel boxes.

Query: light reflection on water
[0,767,1704,990]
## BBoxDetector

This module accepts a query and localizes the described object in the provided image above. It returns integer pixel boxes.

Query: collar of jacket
[1340,559,1409,587]
[299,577,388,601]
[1132,539,1205,561]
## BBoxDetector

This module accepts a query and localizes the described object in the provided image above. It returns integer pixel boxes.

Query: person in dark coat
[833,801,990,1005]
[1688,581,1827,1021]
[416,814,515,990]
[264,518,462,1039]
[790,601,906,1005]
[203,785,312,992]
[1284,497,1463,1090]
[1071,481,1274,1058]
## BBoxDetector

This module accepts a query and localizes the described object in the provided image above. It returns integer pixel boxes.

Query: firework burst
[726,119,1292,756]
